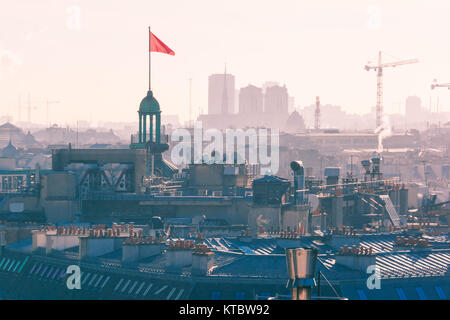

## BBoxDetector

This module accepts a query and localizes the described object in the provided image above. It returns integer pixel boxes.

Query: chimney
[335,245,376,272]
[285,248,318,300]
[165,240,194,271]
[192,244,215,275]
[324,167,340,186]
[290,161,305,204]
[32,229,47,252]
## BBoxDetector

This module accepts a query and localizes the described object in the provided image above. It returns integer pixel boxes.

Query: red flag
[150,32,175,56]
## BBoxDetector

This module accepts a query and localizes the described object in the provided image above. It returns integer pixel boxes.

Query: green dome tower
[128,29,178,181]
[131,90,162,148]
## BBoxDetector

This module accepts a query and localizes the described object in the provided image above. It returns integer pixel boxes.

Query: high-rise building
[262,81,279,94]
[208,72,235,115]
[239,85,263,114]
[264,85,289,114]
[405,96,422,124]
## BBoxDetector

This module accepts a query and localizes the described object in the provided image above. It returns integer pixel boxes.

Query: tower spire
[221,63,228,115]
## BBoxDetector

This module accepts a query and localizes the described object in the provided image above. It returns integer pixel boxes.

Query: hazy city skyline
[1,0,449,126]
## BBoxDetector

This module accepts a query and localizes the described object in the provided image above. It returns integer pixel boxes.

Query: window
[395,288,407,300]
[435,286,446,300]
[211,291,221,300]
[2,258,11,270]
[113,278,124,291]
[235,292,246,300]
[6,259,15,272]
[51,268,60,280]
[356,289,368,300]
[39,265,49,278]
[257,292,271,300]
[415,287,427,300]
[45,267,54,278]
[120,279,131,293]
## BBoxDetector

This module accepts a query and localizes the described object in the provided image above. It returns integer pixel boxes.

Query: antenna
[189,78,192,127]
[221,63,228,115]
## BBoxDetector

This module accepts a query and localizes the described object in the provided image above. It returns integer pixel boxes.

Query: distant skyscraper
[208,71,235,115]
[264,85,289,114]
[405,96,421,114]
[239,85,263,114]
[405,96,422,124]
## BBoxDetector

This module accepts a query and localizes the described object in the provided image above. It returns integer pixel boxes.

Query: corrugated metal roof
[376,250,450,278]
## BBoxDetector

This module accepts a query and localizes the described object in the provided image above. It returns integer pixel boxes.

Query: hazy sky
[0,0,449,126]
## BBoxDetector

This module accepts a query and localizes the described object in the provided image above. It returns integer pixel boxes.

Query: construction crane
[365,51,418,128]
[314,96,320,130]
[431,79,450,90]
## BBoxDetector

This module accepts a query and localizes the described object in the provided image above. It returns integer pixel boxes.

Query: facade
[264,85,289,115]
[405,96,423,125]
[239,85,263,114]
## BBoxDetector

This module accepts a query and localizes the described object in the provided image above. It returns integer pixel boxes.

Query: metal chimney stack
[285,247,318,300]
[361,160,371,181]
[324,167,340,186]
[371,157,381,178]
[290,161,305,204]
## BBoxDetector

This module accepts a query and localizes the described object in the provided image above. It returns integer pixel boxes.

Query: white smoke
[374,114,392,153]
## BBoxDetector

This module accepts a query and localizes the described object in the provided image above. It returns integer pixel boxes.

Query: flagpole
[148,26,151,91]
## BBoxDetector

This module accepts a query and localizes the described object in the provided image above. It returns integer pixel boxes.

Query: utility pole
[18,95,22,122]
[421,160,428,188]
[350,155,353,177]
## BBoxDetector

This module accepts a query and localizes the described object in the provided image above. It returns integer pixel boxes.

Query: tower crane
[365,51,418,128]
[45,99,60,126]
[431,80,450,90]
